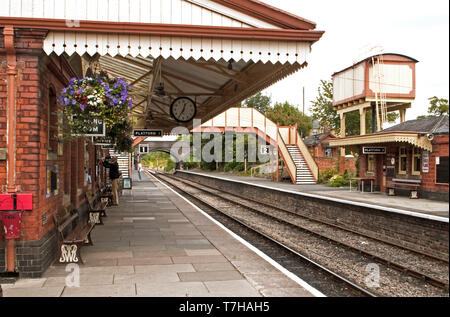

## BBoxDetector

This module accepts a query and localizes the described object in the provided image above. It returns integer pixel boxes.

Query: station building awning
[328,132,433,152]
[1,0,324,132]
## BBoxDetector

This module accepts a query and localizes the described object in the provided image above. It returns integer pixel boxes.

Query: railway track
[153,171,449,297]
[150,171,375,297]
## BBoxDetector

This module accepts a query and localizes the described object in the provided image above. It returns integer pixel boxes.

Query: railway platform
[0,171,317,297]
[184,171,449,219]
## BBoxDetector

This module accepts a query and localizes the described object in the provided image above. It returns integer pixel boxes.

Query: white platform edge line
[148,172,326,298]
[178,171,449,223]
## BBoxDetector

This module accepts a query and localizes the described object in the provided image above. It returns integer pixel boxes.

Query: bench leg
[89,211,103,225]
[84,231,94,246]
[57,243,84,264]
[410,190,419,199]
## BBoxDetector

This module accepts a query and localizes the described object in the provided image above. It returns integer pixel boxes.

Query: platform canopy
[0,0,324,132]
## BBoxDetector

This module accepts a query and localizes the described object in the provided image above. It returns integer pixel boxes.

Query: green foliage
[319,168,338,184]
[428,96,449,116]
[266,101,312,137]
[417,96,449,119]
[142,151,176,171]
[328,174,347,187]
[326,170,357,187]
[310,80,399,135]
[242,92,272,114]
[310,80,339,132]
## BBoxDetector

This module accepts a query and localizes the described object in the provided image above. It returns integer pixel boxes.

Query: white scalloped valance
[43,31,311,64]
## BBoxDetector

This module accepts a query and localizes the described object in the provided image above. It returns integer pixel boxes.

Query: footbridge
[197,107,319,184]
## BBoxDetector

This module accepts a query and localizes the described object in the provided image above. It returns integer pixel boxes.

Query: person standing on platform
[137,162,143,181]
[101,156,121,206]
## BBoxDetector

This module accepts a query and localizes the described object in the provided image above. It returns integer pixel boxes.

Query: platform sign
[133,129,163,137]
[101,144,114,149]
[94,136,113,145]
[363,147,386,154]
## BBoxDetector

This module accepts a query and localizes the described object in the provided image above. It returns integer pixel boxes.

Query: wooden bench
[53,206,95,264]
[86,191,107,225]
[99,184,114,207]
[387,178,421,199]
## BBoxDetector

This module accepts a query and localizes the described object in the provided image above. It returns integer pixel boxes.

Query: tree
[310,79,399,135]
[242,92,272,114]
[266,101,312,137]
[428,96,449,116]
[309,80,340,132]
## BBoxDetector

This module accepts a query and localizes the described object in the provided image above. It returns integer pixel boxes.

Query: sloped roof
[304,131,335,146]
[381,115,449,135]
[213,0,317,29]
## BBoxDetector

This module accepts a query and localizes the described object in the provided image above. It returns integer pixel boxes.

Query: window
[139,145,149,154]
[436,157,449,184]
[412,147,421,175]
[84,140,90,185]
[367,155,375,174]
[48,87,58,153]
[325,148,333,158]
[399,147,407,174]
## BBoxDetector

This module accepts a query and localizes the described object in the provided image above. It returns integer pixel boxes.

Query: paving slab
[2,171,315,297]
[178,270,244,282]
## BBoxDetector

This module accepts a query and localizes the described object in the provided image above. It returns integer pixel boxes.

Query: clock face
[170,97,197,123]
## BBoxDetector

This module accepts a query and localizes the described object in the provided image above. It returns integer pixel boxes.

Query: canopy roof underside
[88,53,307,132]
[1,0,322,133]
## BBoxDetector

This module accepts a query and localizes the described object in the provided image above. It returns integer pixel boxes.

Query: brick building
[0,30,108,277]
[304,131,356,174]
[329,116,449,201]
[0,0,325,277]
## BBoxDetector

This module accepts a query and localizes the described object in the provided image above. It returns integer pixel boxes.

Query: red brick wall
[358,137,449,194]
[422,135,449,192]
[308,135,356,174]
[0,29,105,243]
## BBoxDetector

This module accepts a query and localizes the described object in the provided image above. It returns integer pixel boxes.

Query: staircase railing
[277,131,297,184]
[295,132,319,182]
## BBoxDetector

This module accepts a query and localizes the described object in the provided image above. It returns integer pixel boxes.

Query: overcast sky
[260,0,449,121]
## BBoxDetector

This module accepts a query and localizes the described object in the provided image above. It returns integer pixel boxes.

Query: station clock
[170,96,197,123]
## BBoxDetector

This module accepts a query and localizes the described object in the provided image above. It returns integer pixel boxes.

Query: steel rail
[161,172,449,292]
[153,172,378,297]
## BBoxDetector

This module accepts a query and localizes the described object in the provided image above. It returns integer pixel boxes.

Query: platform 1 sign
[362,147,386,154]
[133,129,163,137]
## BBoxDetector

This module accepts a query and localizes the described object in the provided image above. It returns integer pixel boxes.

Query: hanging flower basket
[60,71,134,152]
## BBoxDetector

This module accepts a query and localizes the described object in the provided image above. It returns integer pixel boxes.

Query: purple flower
[72,100,76,105]
[80,104,85,110]
[64,97,69,105]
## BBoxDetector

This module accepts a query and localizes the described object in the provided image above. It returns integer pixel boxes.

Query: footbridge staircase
[199,107,318,185]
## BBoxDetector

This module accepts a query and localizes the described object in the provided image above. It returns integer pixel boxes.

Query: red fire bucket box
[1,211,23,239]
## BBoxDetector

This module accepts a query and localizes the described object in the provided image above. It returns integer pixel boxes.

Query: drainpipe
[4,25,17,273]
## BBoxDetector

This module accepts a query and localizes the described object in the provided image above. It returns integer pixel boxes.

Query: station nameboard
[362,147,386,154]
[72,117,105,136]
[133,129,163,137]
